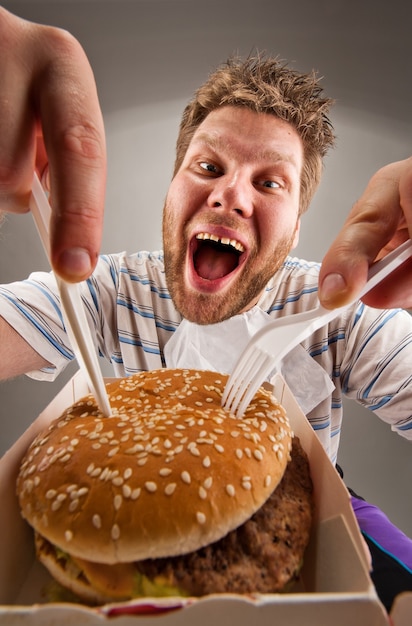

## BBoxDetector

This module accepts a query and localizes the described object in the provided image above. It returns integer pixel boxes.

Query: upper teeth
[196,232,245,253]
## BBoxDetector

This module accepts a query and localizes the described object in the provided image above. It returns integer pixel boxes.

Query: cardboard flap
[272,374,372,575]
[301,514,372,593]
[0,594,390,626]
[0,375,90,603]
[390,592,412,626]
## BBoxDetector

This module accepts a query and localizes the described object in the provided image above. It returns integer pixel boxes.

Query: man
[0,6,411,612]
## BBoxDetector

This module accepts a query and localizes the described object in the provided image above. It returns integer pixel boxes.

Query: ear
[291,219,301,249]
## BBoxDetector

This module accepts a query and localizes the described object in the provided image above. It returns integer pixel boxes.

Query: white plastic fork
[30,173,112,417]
[222,238,412,417]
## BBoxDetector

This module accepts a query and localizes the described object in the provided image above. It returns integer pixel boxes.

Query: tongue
[194,245,238,280]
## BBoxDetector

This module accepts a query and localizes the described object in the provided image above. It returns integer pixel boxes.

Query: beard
[163,205,297,325]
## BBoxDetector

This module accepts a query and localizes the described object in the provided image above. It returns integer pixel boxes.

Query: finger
[361,257,412,309]
[0,9,38,213]
[32,25,107,281]
[318,161,407,308]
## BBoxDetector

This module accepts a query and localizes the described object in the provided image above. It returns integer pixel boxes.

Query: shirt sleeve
[0,255,120,382]
[340,303,412,440]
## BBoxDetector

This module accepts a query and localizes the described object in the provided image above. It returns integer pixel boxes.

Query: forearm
[0,317,51,380]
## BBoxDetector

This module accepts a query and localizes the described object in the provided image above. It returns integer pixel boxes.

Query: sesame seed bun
[17,369,293,567]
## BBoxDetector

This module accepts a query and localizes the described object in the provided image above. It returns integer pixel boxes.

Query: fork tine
[234,352,275,417]
[224,349,274,417]
[222,348,261,409]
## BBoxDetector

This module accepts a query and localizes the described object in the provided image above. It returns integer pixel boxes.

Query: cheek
[165,177,197,226]
[260,208,295,241]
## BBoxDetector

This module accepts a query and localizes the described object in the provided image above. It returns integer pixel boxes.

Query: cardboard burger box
[0,372,410,626]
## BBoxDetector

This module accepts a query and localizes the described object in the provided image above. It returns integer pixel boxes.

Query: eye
[260,179,281,189]
[199,161,221,175]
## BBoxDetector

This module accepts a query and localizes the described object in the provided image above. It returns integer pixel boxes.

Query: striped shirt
[2,250,412,464]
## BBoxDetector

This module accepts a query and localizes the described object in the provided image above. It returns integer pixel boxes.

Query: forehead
[188,106,303,167]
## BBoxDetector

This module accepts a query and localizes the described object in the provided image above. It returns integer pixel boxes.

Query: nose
[207,172,254,218]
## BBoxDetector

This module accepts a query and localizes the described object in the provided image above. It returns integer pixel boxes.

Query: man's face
[163,106,303,324]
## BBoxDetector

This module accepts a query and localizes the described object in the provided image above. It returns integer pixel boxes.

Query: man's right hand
[0,7,106,282]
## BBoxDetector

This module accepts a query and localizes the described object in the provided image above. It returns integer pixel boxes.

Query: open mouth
[192,232,245,281]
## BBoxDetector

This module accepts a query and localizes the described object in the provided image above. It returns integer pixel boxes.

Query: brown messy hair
[173,55,335,215]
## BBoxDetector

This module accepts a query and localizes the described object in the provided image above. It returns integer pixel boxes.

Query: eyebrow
[192,132,300,170]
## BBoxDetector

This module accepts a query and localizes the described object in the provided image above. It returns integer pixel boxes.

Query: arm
[0,317,51,380]
[0,7,106,282]
[319,157,412,310]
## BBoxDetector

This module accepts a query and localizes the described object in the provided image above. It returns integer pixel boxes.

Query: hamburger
[17,368,313,605]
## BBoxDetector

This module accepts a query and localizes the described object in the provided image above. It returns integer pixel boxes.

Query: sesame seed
[65,530,73,542]
[226,484,236,497]
[69,499,79,512]
[159,467,172,477]
[123,468,133,479]
[203,476,213,489]
[92,514,102,529]
[164,483,176,496]
[181,471,191,484]
[235,449,243,459]
[46,489,57,499]
[114,495,123,510]
[99,467,110,481]
[122,485,132,498]
[253,449,264,461]
[111,524,120,540]
[198,486,207,499]
[196,512,206,525]
[145,481,157,493]
[264,475,272,488]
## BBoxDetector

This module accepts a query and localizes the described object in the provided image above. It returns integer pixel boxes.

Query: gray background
[1,0,411,536]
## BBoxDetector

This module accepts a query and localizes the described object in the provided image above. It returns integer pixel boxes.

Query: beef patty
[137,436,313,595]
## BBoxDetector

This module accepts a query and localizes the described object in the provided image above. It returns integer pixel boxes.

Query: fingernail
[57,248,92,280]
[320,273,347,303]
